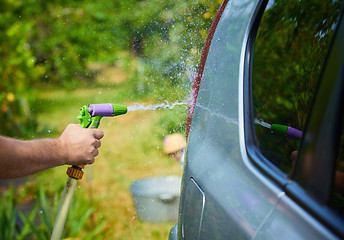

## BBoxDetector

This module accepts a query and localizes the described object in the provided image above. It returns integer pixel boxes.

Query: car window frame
[244,1,344,236]
[286,10,344,237]
[243,0,290,189]
[291,13,344,203]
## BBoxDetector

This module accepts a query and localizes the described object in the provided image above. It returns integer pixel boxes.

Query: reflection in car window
[252,0,344,174]
[330,116,344,217]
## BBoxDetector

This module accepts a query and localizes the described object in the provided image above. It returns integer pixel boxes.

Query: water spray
[127,101,187,112]
[51,103,127,240]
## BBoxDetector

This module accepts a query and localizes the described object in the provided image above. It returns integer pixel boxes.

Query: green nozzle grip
[271,124,288,136]
[112,104,127,116]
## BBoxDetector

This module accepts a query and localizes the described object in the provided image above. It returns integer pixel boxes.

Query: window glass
[330,116,344,216]
[252,0,344,174]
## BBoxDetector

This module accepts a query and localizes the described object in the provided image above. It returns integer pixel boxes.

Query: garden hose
[50,104,127,240]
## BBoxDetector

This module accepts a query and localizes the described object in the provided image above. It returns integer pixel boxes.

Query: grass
[30,68,186,239]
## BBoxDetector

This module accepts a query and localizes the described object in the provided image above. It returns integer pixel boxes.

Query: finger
[93,129,104,140]
[87,157,95,165]
[291,151,298,161]
[86,149,98,165]
[93,148,99,157]
[94,139,101,148]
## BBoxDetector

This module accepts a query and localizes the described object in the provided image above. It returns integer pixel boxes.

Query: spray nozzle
[88,103,127,117]
[78,103,127,128]
[270,124,303,140]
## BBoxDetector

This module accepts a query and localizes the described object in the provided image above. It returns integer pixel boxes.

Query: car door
[175,0,344,239]
[178,0,284,239]
[245,0,344,239]
[254,10,344,239]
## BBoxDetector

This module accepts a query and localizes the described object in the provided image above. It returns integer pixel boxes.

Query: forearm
[0,124,103,179]
[0,136,65,179]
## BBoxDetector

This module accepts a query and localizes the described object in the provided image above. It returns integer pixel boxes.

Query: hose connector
[66,166,84,180]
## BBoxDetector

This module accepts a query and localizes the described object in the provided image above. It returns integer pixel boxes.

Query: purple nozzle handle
[88,104,113,117]
[286,127,303,140]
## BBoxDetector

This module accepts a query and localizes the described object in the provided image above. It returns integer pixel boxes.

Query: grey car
[170,0,344,239]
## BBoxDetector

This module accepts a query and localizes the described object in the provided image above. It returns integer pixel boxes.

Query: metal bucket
[130,176,181,223]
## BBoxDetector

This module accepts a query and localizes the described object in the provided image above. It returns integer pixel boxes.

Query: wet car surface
[170,0,344,239]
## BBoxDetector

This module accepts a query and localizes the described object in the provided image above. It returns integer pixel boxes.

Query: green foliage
[0,185,39,240]
[0,186,18,240]
[1,2,222,238]
[35,186,106,239]
[153,106,188,140]
[1,0,221,137]
[126,0,221,101]
[0,0,43,137]
[1,185,107,240]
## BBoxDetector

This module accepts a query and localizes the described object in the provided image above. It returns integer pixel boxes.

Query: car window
[251,0,344,175]
[330,115,344,216]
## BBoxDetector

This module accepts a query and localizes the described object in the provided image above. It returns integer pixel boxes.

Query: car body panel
[179,1,282,239]
[182,178,205,239]
[254,194,337,240]
[172,0,344,239]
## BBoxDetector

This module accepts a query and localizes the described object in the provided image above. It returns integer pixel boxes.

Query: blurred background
[0,0,221,239]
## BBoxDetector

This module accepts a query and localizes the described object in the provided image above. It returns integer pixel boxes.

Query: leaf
[18,211,46,240]
[69,207,95,237]
[83,221,107,240]
[16,205,39,240]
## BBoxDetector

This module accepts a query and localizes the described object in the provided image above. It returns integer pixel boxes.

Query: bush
[1,0,222,137]
[0,0,43,137]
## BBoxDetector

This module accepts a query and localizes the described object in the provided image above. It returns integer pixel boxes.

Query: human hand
[58,124,104,166]
[291,151,299,171]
